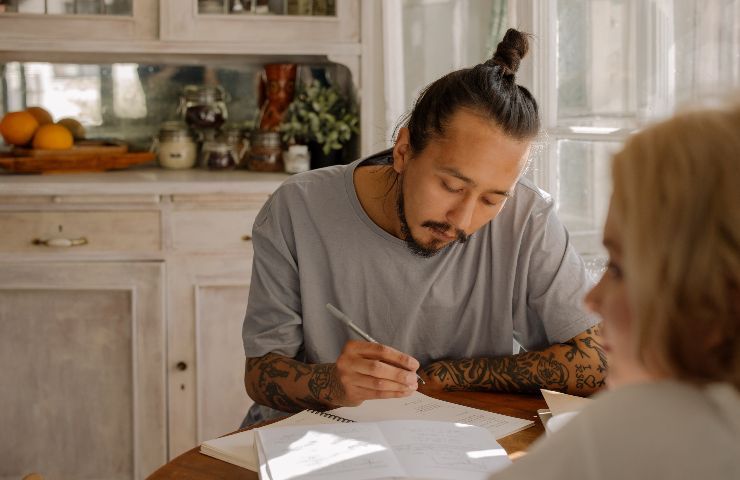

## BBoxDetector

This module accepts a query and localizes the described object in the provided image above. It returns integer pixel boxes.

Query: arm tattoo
[246,353,345,412]
[423,326,607,394]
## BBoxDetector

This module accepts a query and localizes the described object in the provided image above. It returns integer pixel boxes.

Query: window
[520,0,740,275]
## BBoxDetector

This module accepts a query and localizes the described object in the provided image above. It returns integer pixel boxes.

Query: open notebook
[256,419,511,480]
[200,391,534,472]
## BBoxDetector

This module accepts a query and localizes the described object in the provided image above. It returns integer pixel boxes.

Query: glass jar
[247,131,284,172]
[178,85,228,130]
[154,121,197,170]
[199,140,239,170]
[219,124,249,168]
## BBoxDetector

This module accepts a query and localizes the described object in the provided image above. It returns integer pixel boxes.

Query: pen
[326,303,425,385]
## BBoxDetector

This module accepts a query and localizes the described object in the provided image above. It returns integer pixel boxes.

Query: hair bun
[489,28,531,78]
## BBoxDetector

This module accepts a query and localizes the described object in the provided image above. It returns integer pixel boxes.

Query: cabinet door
[0,261,166,480]
[160,0,359,46]
[167,254,255,457]
[0,0,157,42]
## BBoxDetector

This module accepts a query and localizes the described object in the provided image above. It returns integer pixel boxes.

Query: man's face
[392,109,530,257]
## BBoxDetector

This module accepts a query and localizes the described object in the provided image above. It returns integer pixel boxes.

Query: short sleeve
[513,200,598,350]
[242,191,304,358]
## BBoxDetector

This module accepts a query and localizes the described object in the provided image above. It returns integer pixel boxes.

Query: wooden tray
[12,140,128,158]
[0,151,155,174]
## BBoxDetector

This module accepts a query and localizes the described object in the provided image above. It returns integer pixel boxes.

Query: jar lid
[202,140,233,153]
[182,84,227,103]
[251,131,282,147]
[158,121,193,140]
[288,144,309,154]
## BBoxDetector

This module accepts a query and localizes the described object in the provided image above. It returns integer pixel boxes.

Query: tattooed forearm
[245,353,344,413]
[423,325,607,395]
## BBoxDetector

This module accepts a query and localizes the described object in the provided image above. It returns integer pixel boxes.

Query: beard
[395,175,470,258]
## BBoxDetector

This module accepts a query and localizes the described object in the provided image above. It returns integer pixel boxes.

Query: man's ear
[392,127,411,174]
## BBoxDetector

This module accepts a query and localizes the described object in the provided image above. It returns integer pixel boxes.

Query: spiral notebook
[200,391,533,472]
[200,409,347,471]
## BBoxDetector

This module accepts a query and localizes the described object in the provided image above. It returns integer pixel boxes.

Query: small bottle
[155,121,197,170]
[284,144,310,174]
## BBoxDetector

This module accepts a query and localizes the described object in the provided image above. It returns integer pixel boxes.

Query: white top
[490,381,740,480]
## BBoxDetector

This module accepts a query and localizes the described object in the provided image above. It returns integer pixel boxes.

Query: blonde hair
[611,106,740,389]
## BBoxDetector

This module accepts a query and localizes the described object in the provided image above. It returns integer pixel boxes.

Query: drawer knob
[241,235,253,242]
[176,361,188,371]
[32,237,88,248]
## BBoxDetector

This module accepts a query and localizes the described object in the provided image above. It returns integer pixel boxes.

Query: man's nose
[447,197,476,233]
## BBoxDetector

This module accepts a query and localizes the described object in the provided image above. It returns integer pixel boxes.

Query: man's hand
[244,342,420,414]
[333,340,420,406]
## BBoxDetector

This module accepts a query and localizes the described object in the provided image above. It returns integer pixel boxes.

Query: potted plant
[279,79,359,169]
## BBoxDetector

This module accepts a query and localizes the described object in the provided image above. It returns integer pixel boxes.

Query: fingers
[346,340,421,372]
[353,359,418,388]
[333,340,421,405]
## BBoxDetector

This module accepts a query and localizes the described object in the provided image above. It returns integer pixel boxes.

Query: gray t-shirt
[489,381,740,480]
[242,151,597,423]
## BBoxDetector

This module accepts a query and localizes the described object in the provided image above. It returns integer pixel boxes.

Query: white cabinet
[0,261,166,480]
[0,170,286,477]
[166,193,268,457]
[0,0,158,42]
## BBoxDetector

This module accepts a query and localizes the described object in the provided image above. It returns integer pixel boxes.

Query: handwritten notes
[256,420,511,480]
[331,391,533,439]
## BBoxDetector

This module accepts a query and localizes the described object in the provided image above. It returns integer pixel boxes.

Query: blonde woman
[491,106,740,479]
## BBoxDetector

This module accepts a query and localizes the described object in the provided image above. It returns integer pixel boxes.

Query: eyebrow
[438,167,513,197]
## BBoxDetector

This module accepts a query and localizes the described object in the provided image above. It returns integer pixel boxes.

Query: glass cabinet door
[197,0,336,16]
[2,0,133,15]
[0,0,155,41]
[160,0,358,45]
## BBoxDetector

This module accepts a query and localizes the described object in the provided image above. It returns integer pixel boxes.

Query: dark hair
[399,28,540,154]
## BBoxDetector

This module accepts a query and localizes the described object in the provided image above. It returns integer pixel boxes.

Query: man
[241,29,605,425]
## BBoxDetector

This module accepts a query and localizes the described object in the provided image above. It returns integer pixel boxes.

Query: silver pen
[326,303,425,384]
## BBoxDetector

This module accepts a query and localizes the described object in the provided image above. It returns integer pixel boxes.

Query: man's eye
[481,197,500,207]
[442,181,462,193]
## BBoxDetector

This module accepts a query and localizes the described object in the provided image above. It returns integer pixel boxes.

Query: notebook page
[331,391,533,439]
[379,420,511,480]
[256,422,406,480]
[200,410,340,471]
[540,389,592,415]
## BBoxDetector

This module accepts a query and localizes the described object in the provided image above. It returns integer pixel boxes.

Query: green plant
[279,80,359,155]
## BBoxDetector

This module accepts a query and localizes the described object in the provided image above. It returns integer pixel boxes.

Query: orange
[32,124,74,150]
[0,111,39,146]
[57,117,86,140]
[26,106,54,125]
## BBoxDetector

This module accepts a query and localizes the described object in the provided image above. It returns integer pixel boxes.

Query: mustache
[422,221,470,243]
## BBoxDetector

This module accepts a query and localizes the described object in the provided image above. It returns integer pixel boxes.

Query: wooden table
[148,391,547,479]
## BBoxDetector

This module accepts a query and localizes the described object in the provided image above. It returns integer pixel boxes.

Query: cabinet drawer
[0,211,161,253]
[171,210,257,252]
